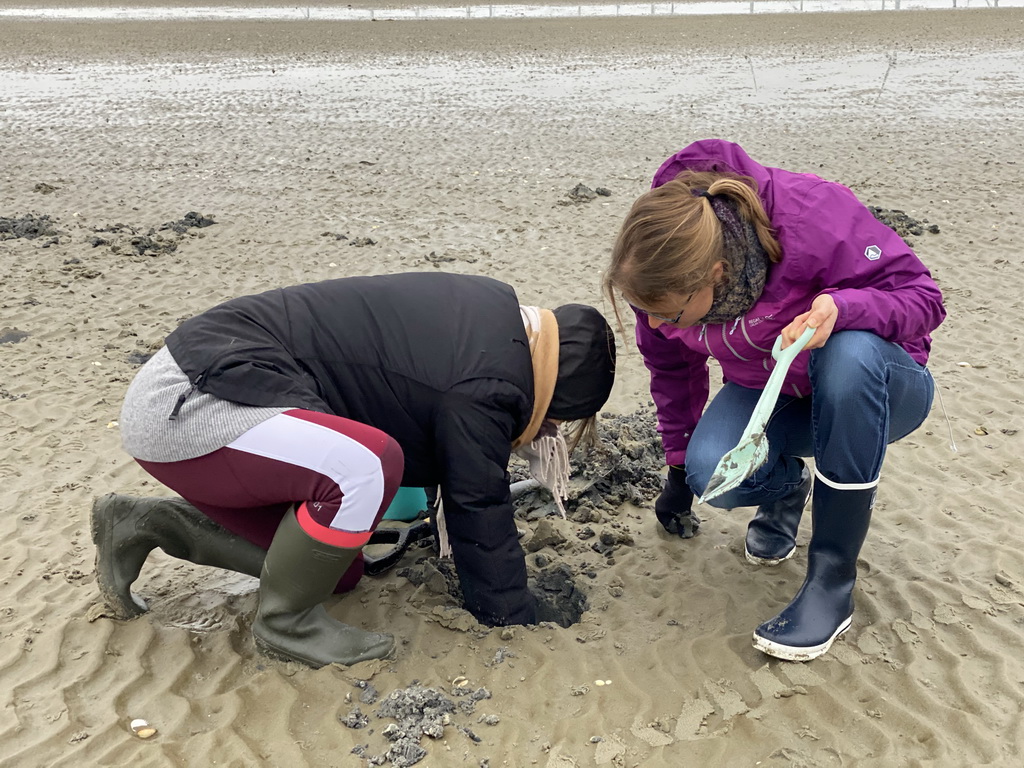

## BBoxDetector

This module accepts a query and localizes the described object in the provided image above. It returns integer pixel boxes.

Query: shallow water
[1,0,1021,22]
[4,45,1023,127]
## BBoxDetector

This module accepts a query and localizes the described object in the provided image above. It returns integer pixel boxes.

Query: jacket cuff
[665,449,688,467]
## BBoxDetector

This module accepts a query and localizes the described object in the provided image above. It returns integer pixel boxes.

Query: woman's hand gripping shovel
[699,326,815,505]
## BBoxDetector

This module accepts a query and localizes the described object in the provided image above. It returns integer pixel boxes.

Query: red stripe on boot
[296,502,372,548]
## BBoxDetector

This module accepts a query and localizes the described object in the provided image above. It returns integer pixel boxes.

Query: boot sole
[744,545,796,567]
[253,632,327,668]
[252,627,397,669]
[90,494,148,619]
[752,615,852,662]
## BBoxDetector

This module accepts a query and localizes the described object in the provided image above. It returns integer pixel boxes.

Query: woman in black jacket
[93,272,616,668]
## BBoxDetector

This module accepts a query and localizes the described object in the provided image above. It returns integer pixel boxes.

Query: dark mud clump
[399,555,586,628]
[513,405,665,521]
[398,557,463,604]
[125,337,166,368]
[92,212,217,258]
[91,223,178,257]
[343,682,496,766]
[126,350,155,367]
[561,183,612,205]
[160,211,216,234]
[418,248,480,267]
[869,206,940,246]
[0,328,31,345]
[0,213,62,242]
[130,235,177,256]
[513,407,666,620]
[396,407,663,628]
[530,562,587,626]
[320,231,377,247]
[399,552,589,630]
[378,684,454,736]
[0,387,26,402]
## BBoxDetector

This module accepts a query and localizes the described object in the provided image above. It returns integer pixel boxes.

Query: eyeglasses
[631,305,685,324]
[629,293,696,325]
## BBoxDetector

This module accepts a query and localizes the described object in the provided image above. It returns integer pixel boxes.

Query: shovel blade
[363,518,435,576]
[698,433,769,504]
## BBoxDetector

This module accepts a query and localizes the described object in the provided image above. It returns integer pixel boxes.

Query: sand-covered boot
[252,506,395,668]
[752,478,876,661]
[745,461,812,566]
[91,493,266,619]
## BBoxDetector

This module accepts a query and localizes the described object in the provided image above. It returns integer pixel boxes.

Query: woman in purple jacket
[604,140,945,661]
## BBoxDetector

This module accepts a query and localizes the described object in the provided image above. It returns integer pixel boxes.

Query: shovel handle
[771,326,815,365]
[733,325,815,440]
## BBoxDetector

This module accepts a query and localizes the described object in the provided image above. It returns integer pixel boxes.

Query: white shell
[130,719,157,739]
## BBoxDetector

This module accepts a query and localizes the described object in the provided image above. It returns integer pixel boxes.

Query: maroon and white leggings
[136,409,404,590]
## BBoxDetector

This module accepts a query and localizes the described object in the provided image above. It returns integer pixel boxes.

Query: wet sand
[2,5,1024,767]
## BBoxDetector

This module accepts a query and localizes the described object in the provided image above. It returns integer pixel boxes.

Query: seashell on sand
[130,718,157,739]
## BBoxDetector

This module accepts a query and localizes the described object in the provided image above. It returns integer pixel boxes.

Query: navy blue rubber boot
[744,461,812,566]
[752,479,876,661]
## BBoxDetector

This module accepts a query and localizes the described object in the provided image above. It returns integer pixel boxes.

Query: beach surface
[2,5,1024,766]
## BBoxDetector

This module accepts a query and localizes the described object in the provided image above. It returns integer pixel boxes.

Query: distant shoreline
[3,0,1022,23]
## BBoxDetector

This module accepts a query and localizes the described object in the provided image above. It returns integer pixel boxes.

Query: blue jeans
[686,331,935,509]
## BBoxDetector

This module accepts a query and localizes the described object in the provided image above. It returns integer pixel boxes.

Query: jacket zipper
[720,323,748,361]
[169,373,204,420]
[168,346,242,421]
[699,324,714,356]
[741,317,772,353]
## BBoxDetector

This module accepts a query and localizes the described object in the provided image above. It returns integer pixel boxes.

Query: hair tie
[699,190,714,200]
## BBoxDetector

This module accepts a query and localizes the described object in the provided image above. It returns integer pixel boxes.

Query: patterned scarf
[697,195,770,326]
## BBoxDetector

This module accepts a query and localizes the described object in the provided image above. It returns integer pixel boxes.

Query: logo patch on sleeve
[864,245,882,261]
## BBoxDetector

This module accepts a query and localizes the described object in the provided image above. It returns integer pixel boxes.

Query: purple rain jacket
[635,140,946,467]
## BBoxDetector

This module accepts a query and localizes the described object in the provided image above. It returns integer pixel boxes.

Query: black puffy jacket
[166,272,537,625]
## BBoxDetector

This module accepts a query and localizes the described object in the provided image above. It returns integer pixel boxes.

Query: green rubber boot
[90,493,266,619]
[251,508,395,668]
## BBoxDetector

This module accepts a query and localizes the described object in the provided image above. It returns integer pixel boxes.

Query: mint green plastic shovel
[699,326,815,505]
